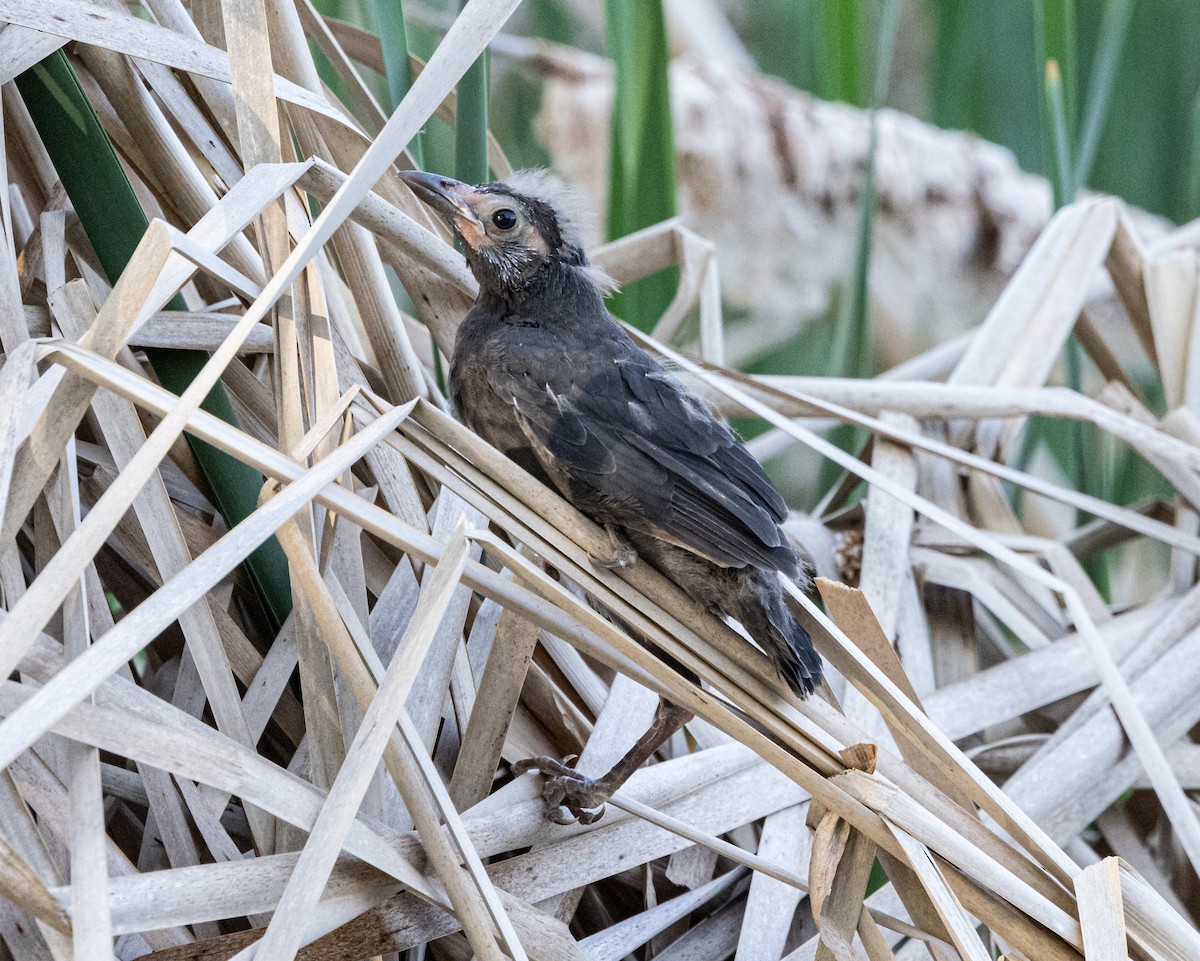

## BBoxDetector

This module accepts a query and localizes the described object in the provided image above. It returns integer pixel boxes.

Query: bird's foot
[512,755,611,825]
[591,544,637,569]
[590,526,637,570]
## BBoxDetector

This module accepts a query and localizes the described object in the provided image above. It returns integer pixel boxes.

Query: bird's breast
[449,340,528,451]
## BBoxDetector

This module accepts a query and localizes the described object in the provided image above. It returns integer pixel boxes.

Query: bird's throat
[474,254,606,319]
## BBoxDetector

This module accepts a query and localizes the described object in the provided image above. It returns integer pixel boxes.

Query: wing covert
[485,333,795,573]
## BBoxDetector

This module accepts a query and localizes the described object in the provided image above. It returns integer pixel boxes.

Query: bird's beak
[399,170,485,247]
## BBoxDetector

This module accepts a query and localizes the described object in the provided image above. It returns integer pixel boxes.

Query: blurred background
[312,0,1196,602]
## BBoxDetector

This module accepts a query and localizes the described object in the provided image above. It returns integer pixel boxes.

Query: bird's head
[400,169,614,304]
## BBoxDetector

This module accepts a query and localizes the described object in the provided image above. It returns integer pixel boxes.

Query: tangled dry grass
[0,1,1199,960]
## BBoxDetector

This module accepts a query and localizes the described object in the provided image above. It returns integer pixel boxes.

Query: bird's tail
[736,571,823,698]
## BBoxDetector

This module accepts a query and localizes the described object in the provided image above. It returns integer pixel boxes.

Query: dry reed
[0,2,1198,960]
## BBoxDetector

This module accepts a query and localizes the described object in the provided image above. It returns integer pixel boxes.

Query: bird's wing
[485,330,795,572]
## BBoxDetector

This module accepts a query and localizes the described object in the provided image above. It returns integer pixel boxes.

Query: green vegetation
[17,51,293,629]
[603,0,677,332]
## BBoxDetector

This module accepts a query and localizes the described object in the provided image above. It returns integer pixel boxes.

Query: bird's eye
[491,208,518,231]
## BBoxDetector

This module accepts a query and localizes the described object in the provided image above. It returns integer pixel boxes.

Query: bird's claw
[590,543,637,569]
[590,526,637,569]
[513,755,610,824]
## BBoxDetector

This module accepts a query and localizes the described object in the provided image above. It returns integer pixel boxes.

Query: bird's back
[450,276,798,579]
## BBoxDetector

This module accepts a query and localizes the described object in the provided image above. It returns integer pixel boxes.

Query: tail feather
[736,571,822,697]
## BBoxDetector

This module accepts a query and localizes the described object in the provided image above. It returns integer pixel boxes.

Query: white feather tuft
[578,263,620,296]
[502,168,602,252]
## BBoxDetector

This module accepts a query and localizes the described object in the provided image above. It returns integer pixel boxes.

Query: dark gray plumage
[401,169,821,820]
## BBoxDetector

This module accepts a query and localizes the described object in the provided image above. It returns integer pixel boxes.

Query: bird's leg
[514,698,694,824]
[589,523,638,569]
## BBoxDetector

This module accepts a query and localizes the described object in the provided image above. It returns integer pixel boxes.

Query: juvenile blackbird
[401,169,822,823]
